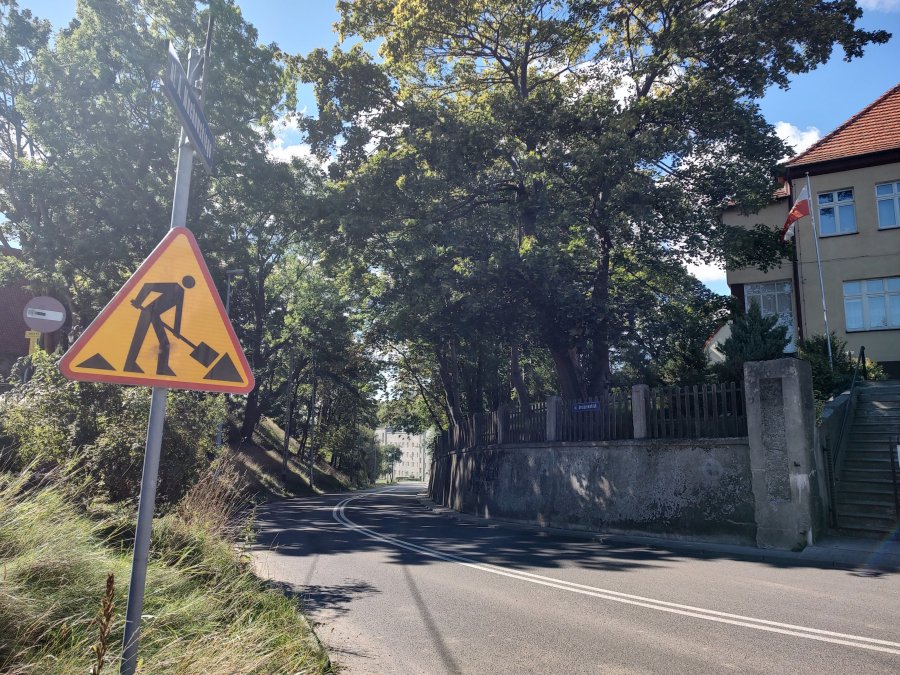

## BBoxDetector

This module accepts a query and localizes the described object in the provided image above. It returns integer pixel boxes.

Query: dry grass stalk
[176,456,248,536]
[89,572,115,675]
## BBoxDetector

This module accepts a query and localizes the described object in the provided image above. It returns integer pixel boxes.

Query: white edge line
[334,493,900,657]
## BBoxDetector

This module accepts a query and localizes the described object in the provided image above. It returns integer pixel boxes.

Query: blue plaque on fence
[572,401,600,412]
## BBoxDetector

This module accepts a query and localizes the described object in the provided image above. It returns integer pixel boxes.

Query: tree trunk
[587,220,613,396]
[240,387,261,440]
[550,345,584,401]
[241,267,267,440]
[436,345,465,427]
[297,374,317,459]
[510,342,531,408]
[308,383,320,492]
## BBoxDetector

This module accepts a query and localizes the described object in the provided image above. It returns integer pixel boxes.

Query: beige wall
[723,199,792,285]
[723,162,900,366]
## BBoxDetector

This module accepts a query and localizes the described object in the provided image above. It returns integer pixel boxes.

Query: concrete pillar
[497,404,510,445]
[631,385,650,439]
[545,396,562,442]
[744,358,822,550]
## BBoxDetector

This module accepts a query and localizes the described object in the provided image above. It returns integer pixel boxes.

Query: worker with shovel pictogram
[124,276,218,375]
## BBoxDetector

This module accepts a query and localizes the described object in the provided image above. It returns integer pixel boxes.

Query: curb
[415,492,900,573]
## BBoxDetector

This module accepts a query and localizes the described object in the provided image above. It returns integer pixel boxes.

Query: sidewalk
[420,493,900,572]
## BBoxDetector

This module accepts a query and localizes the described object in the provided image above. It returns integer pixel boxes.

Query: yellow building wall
[724,161,900,368]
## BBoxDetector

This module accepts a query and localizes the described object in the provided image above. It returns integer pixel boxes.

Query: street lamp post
[216,268,244,450]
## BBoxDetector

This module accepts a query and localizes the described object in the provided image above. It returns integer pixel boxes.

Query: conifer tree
[719,303,789,381]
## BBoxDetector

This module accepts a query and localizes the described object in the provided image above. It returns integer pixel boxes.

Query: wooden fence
[434,381,747,456]
[479,410,499,447]
[557,391,633,442]
[507,401,547,443]
[648,382,746,439]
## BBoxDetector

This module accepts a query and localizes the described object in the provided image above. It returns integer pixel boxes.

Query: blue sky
[20,1,900,292]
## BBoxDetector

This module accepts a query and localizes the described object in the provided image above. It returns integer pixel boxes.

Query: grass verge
[0,468,331,674]
[232,417,353,500]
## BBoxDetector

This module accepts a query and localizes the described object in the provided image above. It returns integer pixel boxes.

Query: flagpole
[806,172,833,371]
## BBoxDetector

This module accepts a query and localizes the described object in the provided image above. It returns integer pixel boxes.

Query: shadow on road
[252,485,899,599]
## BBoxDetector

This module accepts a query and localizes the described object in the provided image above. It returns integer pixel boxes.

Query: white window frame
[744,280,796,352]
[875,181,900,230]
[843,277,900,332]
[817,188,857,236]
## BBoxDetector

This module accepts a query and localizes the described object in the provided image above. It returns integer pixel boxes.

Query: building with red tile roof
[723,83,900,375]
[787,83,900,174]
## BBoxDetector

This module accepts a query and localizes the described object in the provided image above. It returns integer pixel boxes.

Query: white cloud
[858,0,900,11]
[266,111,328,166]
[687,260,726,284]
[775,121,821,155]
[268,136,315,163]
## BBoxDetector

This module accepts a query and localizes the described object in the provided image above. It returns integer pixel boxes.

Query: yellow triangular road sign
[61,227,254,394]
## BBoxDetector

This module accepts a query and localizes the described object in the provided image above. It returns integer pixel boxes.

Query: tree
[0,0,294,323]
[718,302,789,381]
[613,263,729,386]
[298,0,886,416]
[378,443,403,481]
[204,156,325,438]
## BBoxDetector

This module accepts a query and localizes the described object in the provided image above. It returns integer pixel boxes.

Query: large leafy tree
[299,0,887,413]
[0,0,291,320]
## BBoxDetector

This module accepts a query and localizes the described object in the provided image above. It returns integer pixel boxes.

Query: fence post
[497,404,511,445]
[545,396,562,442]
[472,413,485,448]
[631,384,650,439]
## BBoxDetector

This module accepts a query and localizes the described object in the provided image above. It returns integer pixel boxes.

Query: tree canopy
[0,0,890,447]
[297,0,887,422]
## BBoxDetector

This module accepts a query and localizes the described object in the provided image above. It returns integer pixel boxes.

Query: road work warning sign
[60,227,254,393]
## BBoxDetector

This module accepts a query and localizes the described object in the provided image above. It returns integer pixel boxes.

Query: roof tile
[787,83,900,168]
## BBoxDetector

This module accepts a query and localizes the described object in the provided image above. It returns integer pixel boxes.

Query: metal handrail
[832,346,867,484]
[891,436,900,522]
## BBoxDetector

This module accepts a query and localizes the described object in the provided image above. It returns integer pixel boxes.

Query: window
[843,277,900,331]
[876,181,900,230]
[818,189,857,235]
[745,281,796,352]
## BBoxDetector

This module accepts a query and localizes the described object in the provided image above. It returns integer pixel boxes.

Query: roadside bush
[799,333,885,403]
[0,352,225,505]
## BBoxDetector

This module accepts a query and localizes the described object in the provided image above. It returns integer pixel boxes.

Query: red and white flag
[780,185,809,243]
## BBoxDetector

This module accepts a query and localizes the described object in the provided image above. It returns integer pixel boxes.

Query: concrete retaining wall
[430,438,756,545]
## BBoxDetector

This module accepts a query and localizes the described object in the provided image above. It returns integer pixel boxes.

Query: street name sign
[60,227,253,393]
[163,43,215,174]
[572,401,600,412]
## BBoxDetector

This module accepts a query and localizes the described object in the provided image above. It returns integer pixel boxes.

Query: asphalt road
[253,484,900,674]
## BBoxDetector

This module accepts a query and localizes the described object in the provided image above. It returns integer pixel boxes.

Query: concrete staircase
[834,381,900,537]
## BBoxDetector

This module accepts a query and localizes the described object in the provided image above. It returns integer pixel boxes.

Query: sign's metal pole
[120,47,198,675]
[119,386,167,675]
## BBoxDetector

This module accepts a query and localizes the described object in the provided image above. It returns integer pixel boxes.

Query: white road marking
[332,490,900,656]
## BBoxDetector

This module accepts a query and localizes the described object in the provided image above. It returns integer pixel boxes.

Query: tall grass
[0,465,330,674]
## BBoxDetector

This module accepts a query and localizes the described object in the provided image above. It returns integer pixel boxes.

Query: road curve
[253,484,900,674]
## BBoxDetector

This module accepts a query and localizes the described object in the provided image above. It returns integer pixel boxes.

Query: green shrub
[0,352,225,505]
[717,302,789,381]
[798,333,885,403]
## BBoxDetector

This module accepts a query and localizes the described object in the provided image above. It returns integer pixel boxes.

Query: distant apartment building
[722,83,900,376]
[376,427,428,480]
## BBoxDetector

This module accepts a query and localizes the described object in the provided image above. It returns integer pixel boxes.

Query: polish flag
[780,186,809,243]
